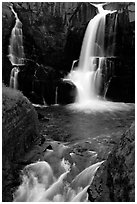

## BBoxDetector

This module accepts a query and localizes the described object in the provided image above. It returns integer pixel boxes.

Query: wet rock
[88,122,135,202]
[38,136,46,146]
[57,79,77,104]
[38,112,49,121]
[46,145,53,150]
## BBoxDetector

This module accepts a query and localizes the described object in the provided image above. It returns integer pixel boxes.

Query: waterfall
[65,4,116,106]
[8,5,25,66]
[8,4,25,89]
[13,160,104,202]
[9,67,19,89]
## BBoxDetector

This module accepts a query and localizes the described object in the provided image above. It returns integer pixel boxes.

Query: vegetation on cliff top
[3,84,33,112]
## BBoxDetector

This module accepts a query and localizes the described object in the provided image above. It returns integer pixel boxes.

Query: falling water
[55,86,58,105]
[13,160,104,202]
[42,96,47,106]
[8,4,25,89]
[9,67,19,89]
[65,4,116,106]
[8,5,25,65]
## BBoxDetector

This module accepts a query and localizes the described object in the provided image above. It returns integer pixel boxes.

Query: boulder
[57,79,77,104]
[88,121,135,202]
[2,85,39,201]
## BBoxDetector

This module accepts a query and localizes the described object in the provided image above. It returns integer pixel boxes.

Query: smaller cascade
[103,77,112,98]
[9,67,19,89]
[42,96,47,106]
[55,86,58,105]
[8,4,25,90]
[8,5,25,66]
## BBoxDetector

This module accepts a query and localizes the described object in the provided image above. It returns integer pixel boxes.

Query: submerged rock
[88,121,135,202]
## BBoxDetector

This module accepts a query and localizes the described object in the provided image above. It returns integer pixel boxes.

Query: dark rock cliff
[88,121,135,202]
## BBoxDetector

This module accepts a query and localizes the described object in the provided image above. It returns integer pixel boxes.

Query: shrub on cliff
[3,84,34,112]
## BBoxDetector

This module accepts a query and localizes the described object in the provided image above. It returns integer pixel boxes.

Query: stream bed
[12,102,135,201]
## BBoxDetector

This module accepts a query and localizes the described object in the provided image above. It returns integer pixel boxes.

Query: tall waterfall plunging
[65,4,116,107]
[8,5,25,89]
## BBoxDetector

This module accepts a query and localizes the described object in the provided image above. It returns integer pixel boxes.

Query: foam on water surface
[67,100,134,114]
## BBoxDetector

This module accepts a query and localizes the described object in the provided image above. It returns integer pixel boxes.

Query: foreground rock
[88,121,135,202]
[2,85,39,201]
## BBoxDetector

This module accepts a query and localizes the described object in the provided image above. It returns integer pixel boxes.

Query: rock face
[88,122,135,202]
[18,63,59,105]
[2,85,39,201]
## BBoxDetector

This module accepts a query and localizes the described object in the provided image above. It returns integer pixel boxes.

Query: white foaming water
[65,4,118,110]
[13,160,104,202]
[32,104,48,108]
[67,100,134,114]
